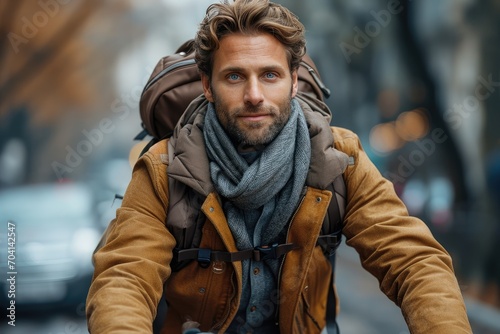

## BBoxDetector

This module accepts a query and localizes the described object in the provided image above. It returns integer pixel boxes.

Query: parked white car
[0,182,102,312]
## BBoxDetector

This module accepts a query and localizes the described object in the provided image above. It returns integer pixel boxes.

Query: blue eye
[265,72,277,79]
[228,73,240,81]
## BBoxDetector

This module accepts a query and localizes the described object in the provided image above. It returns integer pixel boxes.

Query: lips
[237,108,273,122]
[239,114,270,122]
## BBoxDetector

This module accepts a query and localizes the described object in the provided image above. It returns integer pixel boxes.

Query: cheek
[213,99,230,128]
[213,88,237,114]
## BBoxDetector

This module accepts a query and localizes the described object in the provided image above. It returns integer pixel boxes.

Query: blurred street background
[1,0,500,333]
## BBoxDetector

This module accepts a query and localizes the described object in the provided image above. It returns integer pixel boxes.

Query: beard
[211,88,293,146]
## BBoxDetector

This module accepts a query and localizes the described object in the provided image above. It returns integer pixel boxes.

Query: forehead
[212,33,289,72]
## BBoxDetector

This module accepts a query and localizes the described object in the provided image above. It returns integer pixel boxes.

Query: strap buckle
[196,248,211,268]
[254,243,279,261]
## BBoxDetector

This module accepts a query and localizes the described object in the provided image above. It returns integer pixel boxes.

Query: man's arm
[86,143,175,333]
[333,127,472,334]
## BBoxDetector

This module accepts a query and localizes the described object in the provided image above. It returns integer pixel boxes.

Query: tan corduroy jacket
[86,96,472,334]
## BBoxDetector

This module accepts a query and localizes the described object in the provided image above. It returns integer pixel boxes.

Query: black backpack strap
[326,254,340,333]
[322,175,347,333]
[317,176,347,255]
[173,243,298,269]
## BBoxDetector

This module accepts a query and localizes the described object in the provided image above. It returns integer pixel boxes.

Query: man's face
[201,33,299,146]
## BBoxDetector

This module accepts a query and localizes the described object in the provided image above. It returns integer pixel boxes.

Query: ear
[291,70,298,98]
[201,74,214,102]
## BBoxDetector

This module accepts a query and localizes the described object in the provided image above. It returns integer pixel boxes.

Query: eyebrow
[220,64,287,74]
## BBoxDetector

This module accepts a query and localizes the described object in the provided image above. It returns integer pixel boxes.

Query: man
[86,1,472,333]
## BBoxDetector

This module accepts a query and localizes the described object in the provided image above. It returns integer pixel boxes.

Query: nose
[244,77,264,106]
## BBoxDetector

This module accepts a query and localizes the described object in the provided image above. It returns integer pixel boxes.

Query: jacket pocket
[165,260,212,323]
[298,290,322,333]
[164,221,235,331]
[298,246,331,333]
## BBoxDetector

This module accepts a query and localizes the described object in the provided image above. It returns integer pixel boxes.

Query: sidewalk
[335,243,500,334]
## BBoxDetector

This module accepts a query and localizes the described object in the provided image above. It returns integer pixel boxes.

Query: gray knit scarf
[203,99,311,251]
[204,100,310,330]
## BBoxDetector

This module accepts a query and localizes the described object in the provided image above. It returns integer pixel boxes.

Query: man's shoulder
[330,126,359,146]
[133,139,169,166]
[147,139,169,155]
[329,126,362,165]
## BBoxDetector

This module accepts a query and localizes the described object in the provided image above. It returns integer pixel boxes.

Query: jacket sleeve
[333,127,472,334]
[86,141,175,333]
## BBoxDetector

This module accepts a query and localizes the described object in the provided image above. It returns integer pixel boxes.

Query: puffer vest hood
[168,93,349,192]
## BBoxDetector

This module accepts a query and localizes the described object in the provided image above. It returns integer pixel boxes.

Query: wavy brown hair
[194,0,306,78]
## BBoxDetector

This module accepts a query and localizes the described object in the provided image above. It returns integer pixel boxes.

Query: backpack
[137,39,345,332]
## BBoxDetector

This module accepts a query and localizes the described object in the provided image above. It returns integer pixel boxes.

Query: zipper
[274,186,308,324]
[300,61,331,98]
[143,58,196,92]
